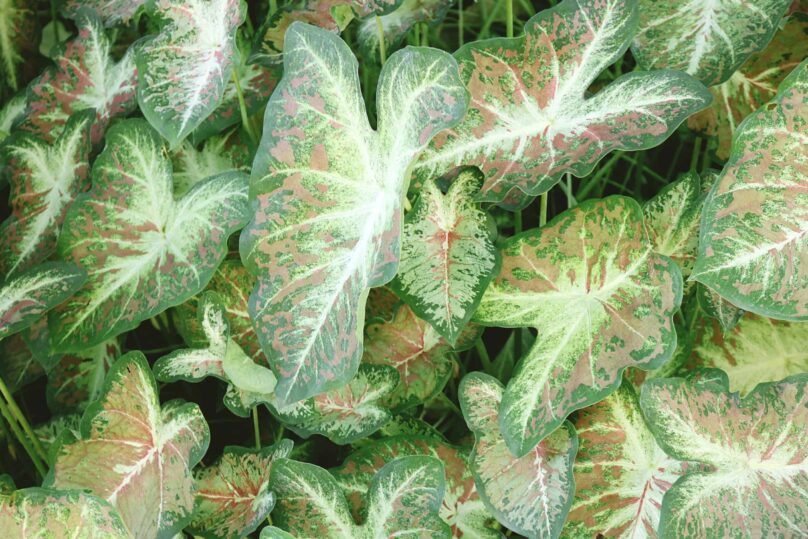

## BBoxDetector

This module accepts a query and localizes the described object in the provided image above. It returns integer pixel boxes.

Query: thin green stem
[50,0,61,43]
[269,0,278,18]
[0,376,47,465]
[513,210,522,234]
[231,68,258,144]
[376,16,387,64]
[690,137,702,172]
[577,152,621,199]
[458,1,464,47]
[539,192,548,226]
[506,0,514,38]
[564,173,576,208]
[420,22,429,46]
[0,397,46,478]
[475,339,492,372]
[252,406,261,449]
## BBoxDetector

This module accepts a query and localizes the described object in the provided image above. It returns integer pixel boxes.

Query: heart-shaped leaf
[270,455,450,537]
[62,0,148,27]
[459,372,577,539]
[46,338,120,413]
[696,284,744,333]
[565,381,689,538]
[0,0,35,91]
[49,119,250,352]
[692,60,808,320]
[188,440,293,539]
[0,110,94,277]
[391,168,499,345]
[48,352,211,539]
[640,370,808,538]
[413,0,711,207]
[474,196,681,455]
[357,0,454,62]
[240,22,466,406]
[632,0,792,86]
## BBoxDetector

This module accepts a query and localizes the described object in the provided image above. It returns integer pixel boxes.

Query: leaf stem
[458,0,464,47]
[539,192,548,226]
[506,0,514,38]
[252,406,261,449]
[475,339,492,372]
[0,375,48,466]
[0,391,46,478]
[376,16,387,64]
[231,68,258,145]
[690,137,702,172]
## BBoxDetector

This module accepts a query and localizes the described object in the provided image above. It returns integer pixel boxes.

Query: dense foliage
[0,0,806,537]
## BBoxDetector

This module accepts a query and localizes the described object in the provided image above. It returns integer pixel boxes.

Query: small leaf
[474,196,681,455]
[35,413,81,455]
[459,372,577,539]
[696,283,744,333]
[49,119,250,352]
[172,129,252,197]
[357,0,454,61]
[62,0,148,27]
[0,93,26,141]
[0,0,36,91]
[241,22,466,405]
[188,441,293,539]
[632,0,792,86]
[136,0,244,147]
[640,371,808,538]
[0,333,44,392]
[48,352,211,539]
[692,60,808,320]
[46,339,120,414]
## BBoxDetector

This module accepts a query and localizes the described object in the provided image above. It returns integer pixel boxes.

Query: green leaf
[188,441,293,539]
[696,284,744,333]
[632,0,792,86]
[0,262,86,341]
[62,0,148,27]
[48,352,211,539]
[171,129,252,197]
[357,0,454,62]
[49,119,250,352]
[413,0,711,208]
[135,0,244,147]
[640,371,808,538]
[459,372,577,539]
[0,110,94,276]
[692,60,808,320]
[0,488,129,537]
[390,168,499,345]
[332,435,500,538]
[271,364,398,444]
[565,381,689,538]
[46,338,121,414]
[0,0,35,91]
[0,333,44,392]
[240,22,466,405]
[474,196,681,455]
[0,93,25,141]
[270,455,450,537]
[34,413,80,456]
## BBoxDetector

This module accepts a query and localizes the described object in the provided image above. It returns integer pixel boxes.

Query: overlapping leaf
[0,94,25,141]
[459,373,577,539]
[692,60,808,320]
[136,0,244,147]
[0,334,44,392]
[641,371,808,537]
[0,0,35,91]
[696,284,745,333]
[270,455,450,537]
[391,168,499,345]
[632,0,792,86]
[62,0,148,27]
[172,129,252,197]
[188,441,293,539]
[240,22,466,405]
[565,381,689,538]
[48,352,210,539]
[414,0,711,207]
[49,119,250,352]
[46,339,120,414]
[474,197,681,455]
[358,0,454,61]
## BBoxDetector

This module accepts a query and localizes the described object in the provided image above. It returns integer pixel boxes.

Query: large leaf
[188,440,293,539]
[62,0,148,27]
[565,381,689,538]
[0,0,35,91]
[270,455,450,537]
[632,0,792,86]
[240,22,466,406]
[136,0,244,147]
[474,196,681,455]
[271,364,398,444]
[0,110,94,276]
[459,372,577,539]
[46,338,120,414]
[0,262,86,341]
[692,60,808,320]
[413,0,711,207]
[332,435,499,538]
[640,371,808,538]
[0,487,129,537]
[17,13,137,144]
[49,119,250,352]
[357,0,454,61]
[390,168,499,345]
[47,352,211,539]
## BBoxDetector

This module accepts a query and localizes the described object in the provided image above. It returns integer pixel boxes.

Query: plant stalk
[231,68,258,145]
[376,16,387,64]
[0,395,46,478]
[0,376,48,466]
[252,406,261,449]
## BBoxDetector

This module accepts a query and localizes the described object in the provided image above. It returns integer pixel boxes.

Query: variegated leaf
[172,129,251,197]
[155,292,276,417]
[391,168,499,345]
[0,110,94,276]
[270,455,450,537]
[188,441,293,539]
[459,373,577,539]
[358,0,454,61]
[35,413,81,454]
[136,0,244,147]
[640,371,808,538]
[692,60,808,320]
[46,339,120,414]
[48,352,210,539]
[49,119,250,352]
[332,435,500,538]
[474,197,681,455]
[240,22,466,406]
[271,364,398,444]
[62,0,148,27]
[17,13,137,144]
[632,0,792,86]
[0,0,35,91]
[0,488,129,537]
[565,381,688,539]
[414,0,711,207]
[0,93,25,141]
[0,262,85,341]
[696,284,744,333]
[688,12,808,159]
